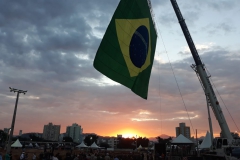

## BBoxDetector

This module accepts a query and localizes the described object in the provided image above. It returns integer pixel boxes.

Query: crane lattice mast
[170,0,233,141]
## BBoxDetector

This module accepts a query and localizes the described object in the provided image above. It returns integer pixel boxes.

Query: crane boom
[170,0,233,141]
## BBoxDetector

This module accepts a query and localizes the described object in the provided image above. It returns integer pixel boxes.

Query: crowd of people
[0,148,167,160]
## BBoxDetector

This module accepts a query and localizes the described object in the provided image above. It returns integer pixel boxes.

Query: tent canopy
[137,145,142,149]
[35,143,39,147]
[150,146,154,150]
[171,134,193,144]
[90,142,100,148]
[199,131,212,149]
[76,142,88,148]
[11,139,22,147]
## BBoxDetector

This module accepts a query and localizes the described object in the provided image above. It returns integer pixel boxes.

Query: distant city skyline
[3,121,175,139]
[2,120,233,140]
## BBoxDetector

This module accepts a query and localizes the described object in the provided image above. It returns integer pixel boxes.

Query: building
[66,123,83,143]
[98,136,119,148]
[176,122,191,139]
[19,130,22,136]
[43,122,60,141]
[59,133,67,142]
[3,128,10,134]
[117,134,122,138]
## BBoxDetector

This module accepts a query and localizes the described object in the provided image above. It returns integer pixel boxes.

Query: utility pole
[196,129,199,157]
[6,87,27,154]
[136,135,137,149]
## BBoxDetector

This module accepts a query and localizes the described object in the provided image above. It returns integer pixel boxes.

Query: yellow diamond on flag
[115,18,152,77]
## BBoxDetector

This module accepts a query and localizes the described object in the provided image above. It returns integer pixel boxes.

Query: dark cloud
[155,1,202,29]
[189,0,240,12]
[149,47,240,133]
[156,0,239,31]
[178,51,190,56]
[202,22,235,36]
[207,1,236,11]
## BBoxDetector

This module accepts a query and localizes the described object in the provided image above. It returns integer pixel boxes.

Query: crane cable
[155,19,196,136]
[205,67,240,132]
[157,50,162,136]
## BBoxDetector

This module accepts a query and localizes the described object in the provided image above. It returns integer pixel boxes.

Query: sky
[0,0,240,139]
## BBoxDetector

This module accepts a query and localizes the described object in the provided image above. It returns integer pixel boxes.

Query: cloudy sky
[1,0,240,139]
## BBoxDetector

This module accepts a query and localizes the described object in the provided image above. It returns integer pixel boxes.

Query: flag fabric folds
[93,0,157,99]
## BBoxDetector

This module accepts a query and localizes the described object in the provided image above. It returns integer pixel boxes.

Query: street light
[135,135,138,149]
[90,137,93,145]
[6,87,27,154]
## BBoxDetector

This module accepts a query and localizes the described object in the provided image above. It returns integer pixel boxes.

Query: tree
[99,142,110,148]
[0,130,7,147]
[156,136,172,144]
[63,136,73,142]
[84,134,98,146]
[137,137,149,147]
[18,136,29,142]
[29,133,44,142]
[231,132,239,139]
[117,138,135,149]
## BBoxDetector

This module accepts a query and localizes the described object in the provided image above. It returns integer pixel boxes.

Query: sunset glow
[122,133,136,138]
[112,129,144,138]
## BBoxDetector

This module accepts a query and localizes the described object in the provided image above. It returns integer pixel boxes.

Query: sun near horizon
[110,129,146,138]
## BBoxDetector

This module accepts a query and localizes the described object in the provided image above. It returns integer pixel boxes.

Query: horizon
[12,130,175,140]
[4,123,216,139]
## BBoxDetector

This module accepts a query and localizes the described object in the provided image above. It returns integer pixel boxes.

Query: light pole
[5,128,11,150]
[90,137,92,145]
[6,87,27,154]
[136,135,137,149]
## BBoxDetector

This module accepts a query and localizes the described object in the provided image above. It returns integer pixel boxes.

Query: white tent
[28,143,33,148]
[76,142,88,148]
[137,145,143,149]
[171,134,193,144]
[35,143,39,148]
[90,142,100,148]
[150,146,154,150]
[199,131,212,149]
[11,139,22,147]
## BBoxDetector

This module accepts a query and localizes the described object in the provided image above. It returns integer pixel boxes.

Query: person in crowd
[171,145,175,154]
[104,153,110,160]
[25,153,29,160]
[65,153,71,160]
[20,152,25,160]
[52,153,59,160]
[113,155,119,160]
[5,152,10,160]
[90,153,97,160]
[0,152,2,160]
[73,154,79,160]
[9,152,12,160]
[160,153,165,159]
[32,153,36,160]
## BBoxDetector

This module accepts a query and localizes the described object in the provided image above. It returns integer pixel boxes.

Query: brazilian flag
[93,0,157,99]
